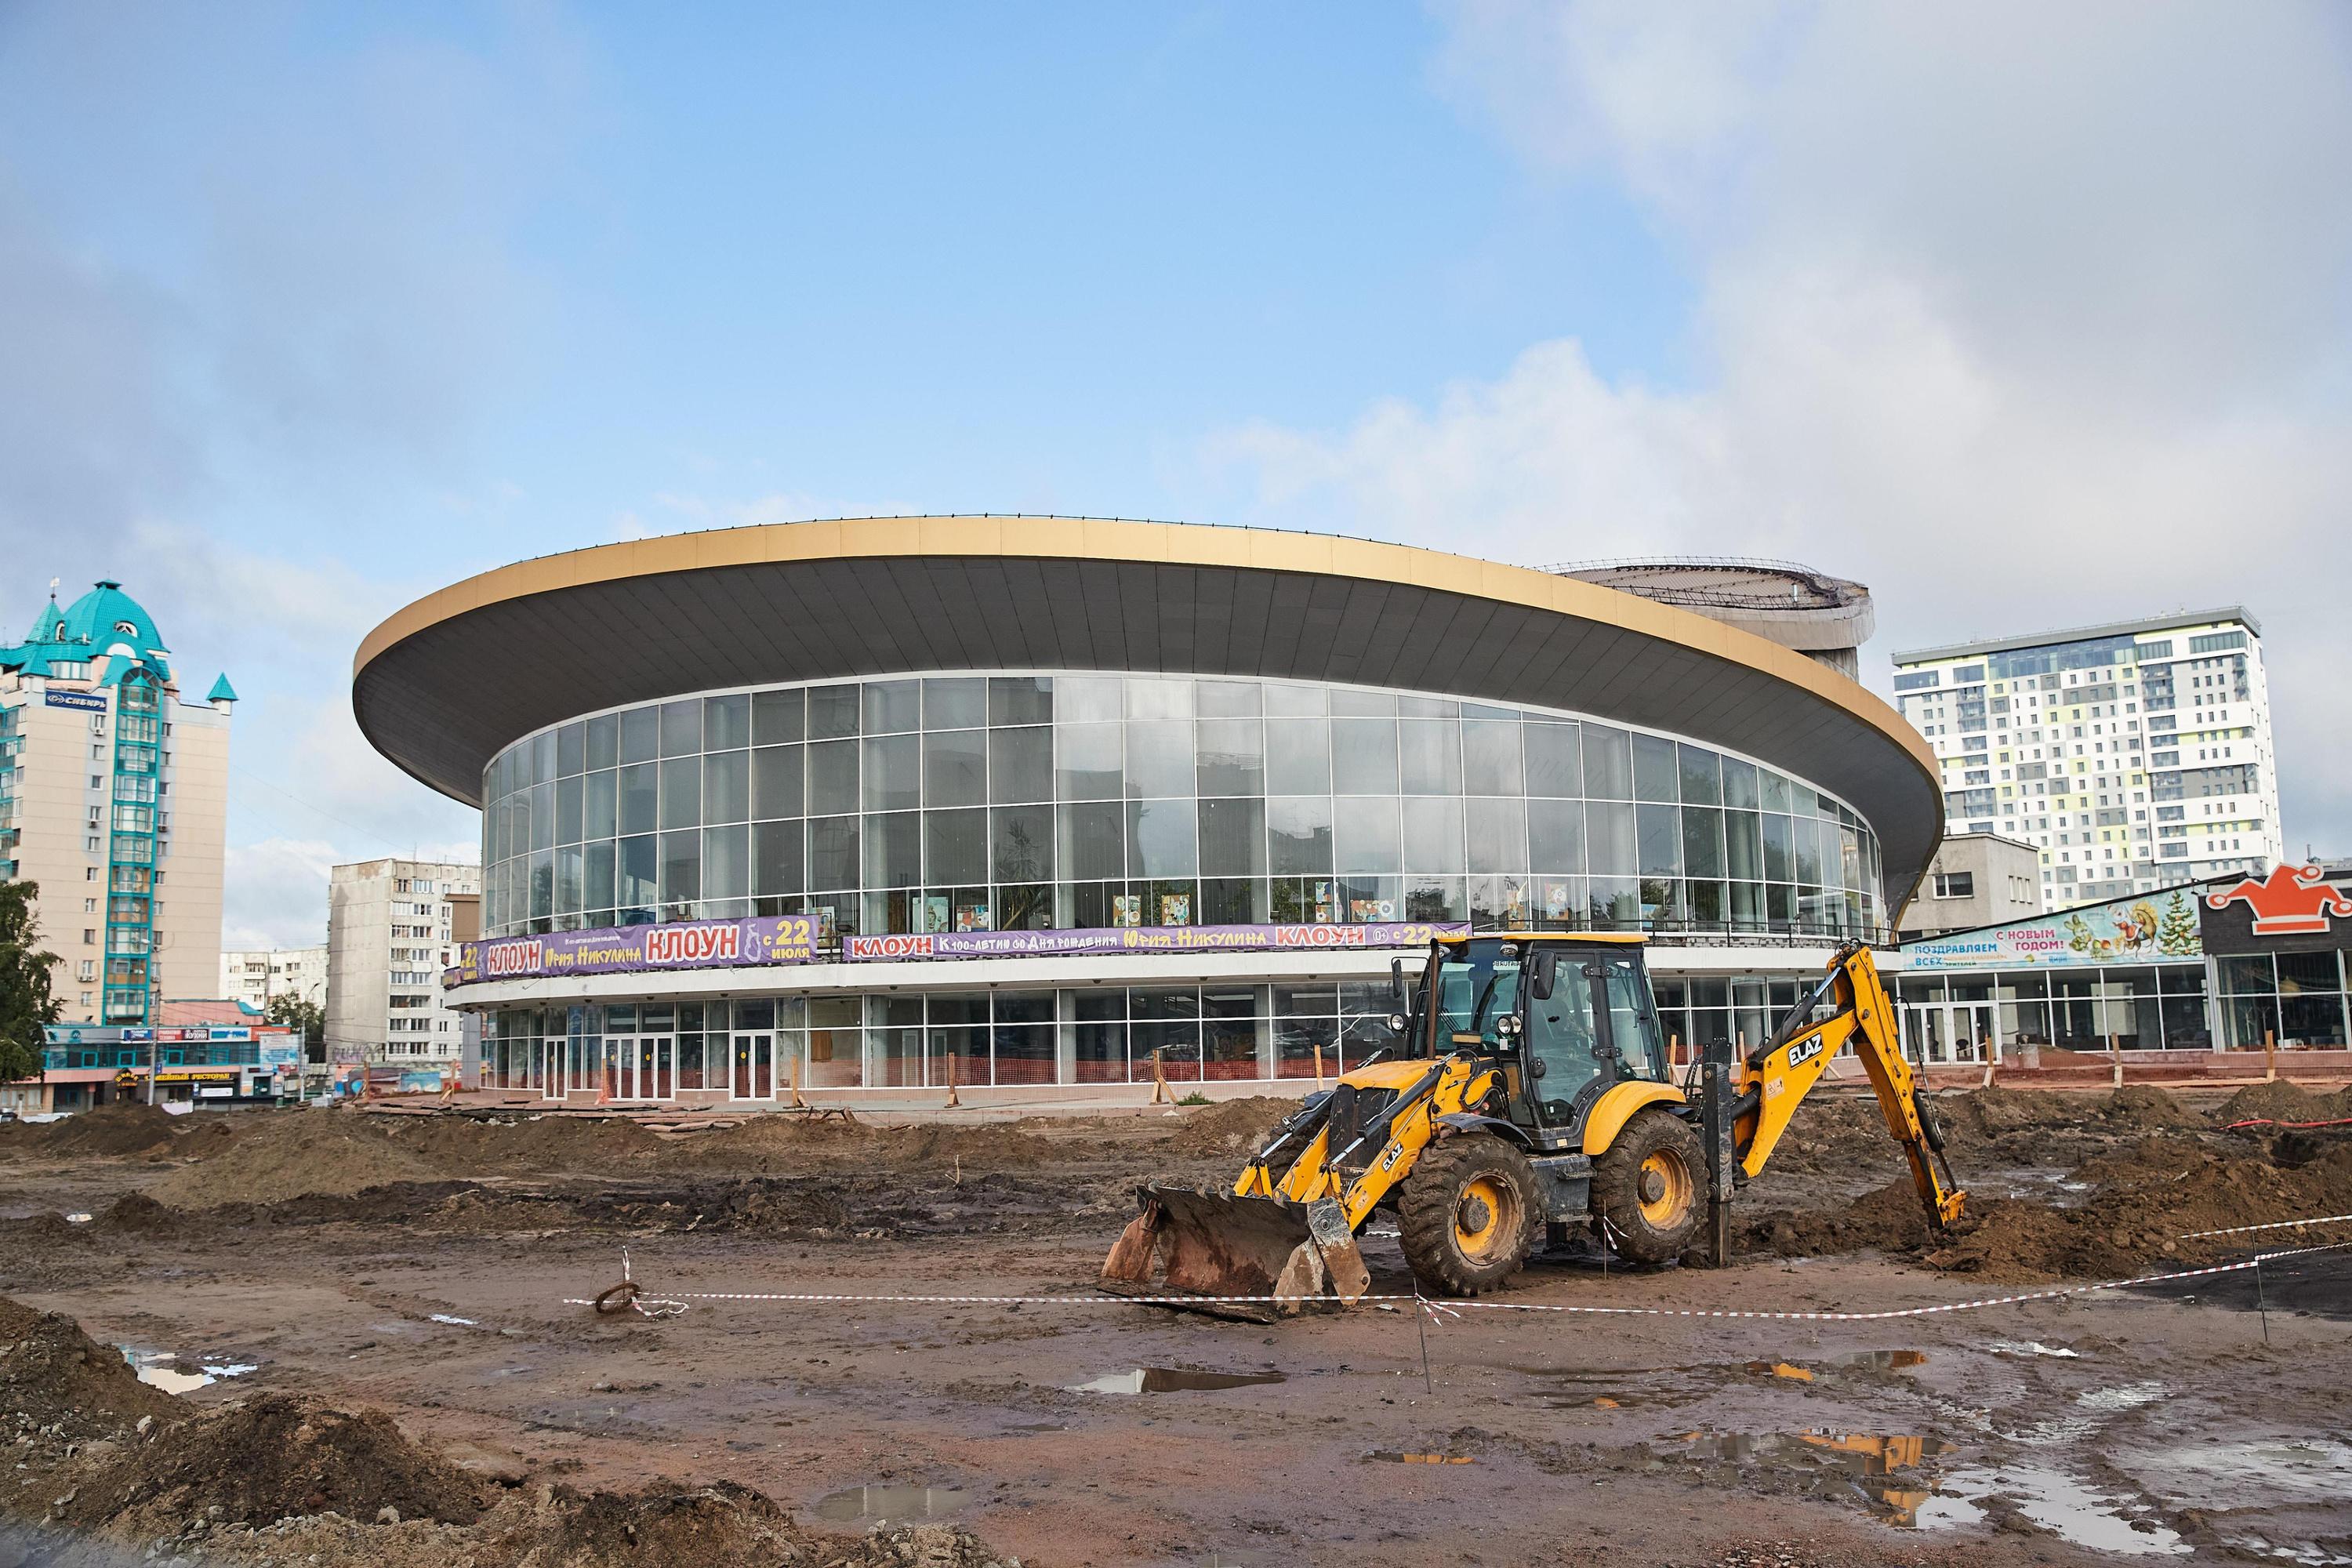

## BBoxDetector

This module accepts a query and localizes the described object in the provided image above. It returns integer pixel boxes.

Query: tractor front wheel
[1398,1133,1540,1296]
[1592,1108,1706,1264]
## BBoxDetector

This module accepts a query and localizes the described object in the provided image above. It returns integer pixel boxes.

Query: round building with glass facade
[354,518,1941,1104]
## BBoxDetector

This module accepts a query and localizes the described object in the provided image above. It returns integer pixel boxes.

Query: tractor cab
[1411,933,1673,1153]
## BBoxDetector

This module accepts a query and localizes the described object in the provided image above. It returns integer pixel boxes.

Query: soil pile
[524,1479,795,1566]
[1752,1134,2352,1283]
[149,1118,444,1207]
[0,1102,182,1160]
[0,1295,178,1438]
[1162,1096,1294,1156]
[659,1116,1063,1177]
[2213,1081,2352,1126]
[374,1111,662,1174]
[68,1392,487,1531]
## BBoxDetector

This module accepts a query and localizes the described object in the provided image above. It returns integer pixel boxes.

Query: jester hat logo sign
[2205,863,2352,937]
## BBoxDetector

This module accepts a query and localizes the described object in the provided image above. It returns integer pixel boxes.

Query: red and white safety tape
[2178,1211,2352,1240]
[565,1238,2352,1326]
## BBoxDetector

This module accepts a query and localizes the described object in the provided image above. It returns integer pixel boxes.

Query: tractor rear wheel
[1592,1109,1706,1264]
[1398,1133,1540,1296]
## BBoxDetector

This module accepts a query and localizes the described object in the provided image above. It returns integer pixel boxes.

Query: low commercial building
[352,518,1946,1105]
[15,1017,303,1113]
[1894,832,2042,941]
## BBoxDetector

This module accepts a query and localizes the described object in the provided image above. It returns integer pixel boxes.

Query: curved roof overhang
[354,518,1944,914]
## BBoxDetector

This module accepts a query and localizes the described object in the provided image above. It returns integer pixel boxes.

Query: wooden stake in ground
[1312,1039,1324,1090]
[2109,1033,2124,1089]
[2265,1028,2278,1083]
[944,1044,961,1109]
[786,1049,808,1109]
[1150,1049,1174,1105]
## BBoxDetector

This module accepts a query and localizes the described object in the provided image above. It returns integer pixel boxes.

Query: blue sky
[3,2,2348,946]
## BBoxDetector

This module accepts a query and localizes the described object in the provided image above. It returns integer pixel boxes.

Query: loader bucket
[1098,1183,1370,1322]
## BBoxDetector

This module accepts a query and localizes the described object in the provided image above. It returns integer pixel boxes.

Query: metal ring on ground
[593,1281,641,1315]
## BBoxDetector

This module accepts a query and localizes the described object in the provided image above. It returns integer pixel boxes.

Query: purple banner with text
[445,915,820,988]
[843,921,1468,962]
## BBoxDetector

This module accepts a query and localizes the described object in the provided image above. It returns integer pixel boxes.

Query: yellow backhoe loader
[1100,933,1963,1316]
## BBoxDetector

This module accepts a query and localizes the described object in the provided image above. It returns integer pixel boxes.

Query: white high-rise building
[0,580,233,1024]
[220,946,328,1011]
[1892,609,2281,909]
[326,858,478,1065]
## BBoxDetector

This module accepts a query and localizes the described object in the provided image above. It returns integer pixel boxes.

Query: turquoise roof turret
[207,673,238,703]
[2,579,173,685]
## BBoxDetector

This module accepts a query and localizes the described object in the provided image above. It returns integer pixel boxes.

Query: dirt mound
[659,1115,1064,1177]
[372,1111,663,1174]
[71,1392,486,1530]
[529,1480,795,1566]
[2213,1080,2352,1126]
[0,1295,179,1438]
[1162,1096,1294,1156]
[148,1117,444,1207]
[1946,1086,2082,1135]
[93,1192,176,1233]
[2101,1084,2205,1131]
[3,1102,182,1159]
[1751,1134,2352,1284]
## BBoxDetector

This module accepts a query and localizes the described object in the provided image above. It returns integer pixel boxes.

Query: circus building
[353,519,1944,1106]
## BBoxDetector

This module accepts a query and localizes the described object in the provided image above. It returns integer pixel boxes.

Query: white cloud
[1210,0,2352,849]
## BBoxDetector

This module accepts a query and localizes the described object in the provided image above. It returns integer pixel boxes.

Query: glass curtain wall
[480,673,1887,945]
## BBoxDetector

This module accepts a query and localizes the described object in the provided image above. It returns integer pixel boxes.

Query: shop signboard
[844,920,1471,963]
[42,690,107,713]
[446,914,821,987]
[1903,887,2206,971]
[2199,863,2352,956]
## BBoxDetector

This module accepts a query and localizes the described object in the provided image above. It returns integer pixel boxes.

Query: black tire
[1592,1108,1707,1264]
[1397,1133,1541,1296]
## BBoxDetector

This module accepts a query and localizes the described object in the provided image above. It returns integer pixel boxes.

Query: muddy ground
[2,1084,2348,1567]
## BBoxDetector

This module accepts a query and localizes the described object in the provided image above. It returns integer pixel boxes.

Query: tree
[264,993,326,1062]
[2158,891,2200,956]
[0,880,62,1084]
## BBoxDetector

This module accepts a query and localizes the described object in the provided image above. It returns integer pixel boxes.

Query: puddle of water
[1070,1367,1287,1395]
[1936,1465,2189,1556]
[1367,1450,1473,1465]
[1676,1432,1957,1526]
[811,1483,969,1523]
[2127,1438,2352,1509]
[2076,1381,2167,1412]
[120,1347,258,1394]
[1746,1360,1815,1382]
[1990,1340,2082,1359]
[427,1314,478,1327]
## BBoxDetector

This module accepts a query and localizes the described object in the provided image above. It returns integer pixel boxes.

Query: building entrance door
[541,1039,564,1099]
[603,1034,673,1101]
[1947,1004,1997,1064]
[732,1033,775,1100]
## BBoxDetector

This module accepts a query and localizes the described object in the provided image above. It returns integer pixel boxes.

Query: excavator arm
[1733,943,1965,1229]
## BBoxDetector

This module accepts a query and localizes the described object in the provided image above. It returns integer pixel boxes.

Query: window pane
[1527,799,1585,872]
[617,833,656,915]
[1058,801,1125,880]
[1125,677,1193,719]
[584,839,615,911]
[1334,797,1401,874]
[1792,815,1823,885]
[808,684,859,739]
[557,722,586,777]
[917,728,985,808]
[1406,877,1466,922]
[990,726,1052,803]
[808,815,860,889]
[1762,815,1793,881]
[530,781,554,851]
[808,739,858,815]
[703,825,749,900]
[1197,680,1261,717]
[867,811,921,887]
[1722,757,1759,809]
[990,677,1054,725]
[1632,735,1679,800]
[1461,721,1523,796]
[619,704,658,764]
[1331,719,1399,796]
[920,677,985,730]
[926,808,988,884]
[1682,805,1725,879]
[1196,719,1265,797]
[659,699,702,757]
[1467,797,1528,873]
[1265,684,1324,717]
[659,829,700,911]
[1268,796,1334,874]
[555,775,583,844]
[1399,719,1462,795]
[1125,720,1195,799]
[586,713,619,771]
[660,756,700,830]
[1637,804,1682,877]
[1057,721,1123,800]
[703,751,750,824]
[863,680,920,735]
[1402,797,1464,872]
[704,693,750,751]
[753,688,804,745]
[555,844,583,913]
[1129,800,1199,877]
[753,820,803,896]
[1053,675,1121,724]
[993,805,1054,883]
[585,769,617,840]
[1198,798,1268,877]
[863,733,920,811]
[753,745,804,819]
[1524,723,1581,797]
[1265,719,1331,794]
[1725,810,1763,881]
[1587,800,1636,876]
[1677,745,1722,804]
